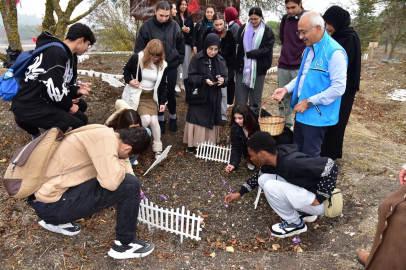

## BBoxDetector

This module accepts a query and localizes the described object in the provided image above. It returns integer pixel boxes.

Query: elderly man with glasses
[273,11,347,158]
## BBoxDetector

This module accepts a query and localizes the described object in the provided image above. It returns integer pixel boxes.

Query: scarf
[203,33,221,82]
[243,21,265,88]
[225,7,242,26]
[323,6,361,91]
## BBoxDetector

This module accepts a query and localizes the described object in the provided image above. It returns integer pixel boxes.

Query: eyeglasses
[296,26,316,37]
[249,17,261,22]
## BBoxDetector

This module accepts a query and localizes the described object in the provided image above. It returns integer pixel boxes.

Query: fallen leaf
[272,244,280,251]
[256,237,266,243]
[184,255,189,258]
[201,214,209,218]
[225,246,234,253]
[203,252,211,257]
[220,231,227,234]
[0,158,6,163]
[210,252,216,258]
[33,224,39,230]
[294,245,303,253]
[206,237,211,243]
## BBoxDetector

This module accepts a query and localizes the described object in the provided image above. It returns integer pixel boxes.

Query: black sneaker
[38,220,81,236]
[108,238,155,259]
[186,146,196,153]
[269,219,307,238]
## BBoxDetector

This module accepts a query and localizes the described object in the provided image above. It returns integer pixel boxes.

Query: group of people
[5,1,403,267]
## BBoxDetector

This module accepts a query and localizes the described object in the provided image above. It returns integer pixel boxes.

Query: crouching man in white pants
[225,131,338,238]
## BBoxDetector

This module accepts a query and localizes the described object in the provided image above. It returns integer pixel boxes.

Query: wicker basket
[258,97,286,136]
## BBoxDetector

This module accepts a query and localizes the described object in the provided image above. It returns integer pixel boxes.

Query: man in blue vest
[273,11,347,158]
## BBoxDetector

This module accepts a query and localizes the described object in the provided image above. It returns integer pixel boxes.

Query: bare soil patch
[0,55,405,269]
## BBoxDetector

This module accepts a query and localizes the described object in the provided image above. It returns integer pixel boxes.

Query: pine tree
[353,0,379,52]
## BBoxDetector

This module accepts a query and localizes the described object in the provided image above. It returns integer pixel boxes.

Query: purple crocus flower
[292,237,301,243]
[207,190,212,196]
[158,181,161,184]
[228,188,234,194]
[178,216,182,221]
[161,195,167,201]
[270,233,275,237]
[225,204,229,208]
[222,180,226,185]
[140,192,147,200]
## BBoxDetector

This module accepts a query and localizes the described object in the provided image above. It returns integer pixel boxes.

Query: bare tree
[44,0,106,39]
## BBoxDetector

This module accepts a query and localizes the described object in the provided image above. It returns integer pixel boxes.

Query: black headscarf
[203,33,222,82]
[323,6,361,91]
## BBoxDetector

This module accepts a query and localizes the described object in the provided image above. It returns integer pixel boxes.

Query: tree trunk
[54,18,70,40]
[384,43,388,54]
[389,43,396,59]
[42,0,56,34]
[0,0,22,51]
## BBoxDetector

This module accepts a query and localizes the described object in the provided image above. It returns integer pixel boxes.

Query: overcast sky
[18,0,358,21]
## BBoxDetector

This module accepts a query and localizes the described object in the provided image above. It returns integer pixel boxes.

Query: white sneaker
[181,84,185,91]
[38,220,81,236]
[108,238,155,259]
[269,219,307,238]
[175,85,181,92]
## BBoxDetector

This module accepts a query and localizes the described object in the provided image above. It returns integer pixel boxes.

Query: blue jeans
[34,174,140,245]
[293,121,328,158]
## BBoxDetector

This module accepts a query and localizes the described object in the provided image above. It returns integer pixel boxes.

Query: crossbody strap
[45,163,92,180]
[135,53,140,81]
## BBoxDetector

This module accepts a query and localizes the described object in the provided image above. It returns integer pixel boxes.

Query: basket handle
[258,97,286,121]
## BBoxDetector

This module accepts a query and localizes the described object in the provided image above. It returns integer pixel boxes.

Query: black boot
[169,118,177,132]
[159,120,166,134]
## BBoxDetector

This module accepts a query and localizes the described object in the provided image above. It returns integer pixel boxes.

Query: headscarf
[323,6,361,91]
[225,7,242,26]
[203,33,221,82]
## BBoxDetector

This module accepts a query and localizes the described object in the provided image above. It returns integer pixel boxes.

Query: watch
[307,98,314,108]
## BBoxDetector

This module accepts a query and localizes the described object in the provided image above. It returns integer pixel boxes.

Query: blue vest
[291,31,348,127]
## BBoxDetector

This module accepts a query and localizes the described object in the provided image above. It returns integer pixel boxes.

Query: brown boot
[357,250,370,267]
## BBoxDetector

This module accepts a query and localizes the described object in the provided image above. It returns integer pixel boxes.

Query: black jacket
[235,23,275,76]
[191,18,211,53]
[229,124,293,170]
[123,53,167,105]
[227,21,240,43]
[202,28,236,68]
[238,144,338,204]
[11,31,81,112]
[134,16,185,69]
[186,51,228,129]
[176,15,194,46]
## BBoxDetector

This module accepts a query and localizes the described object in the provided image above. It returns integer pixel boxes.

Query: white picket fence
[195,141,231,164]
[363,53,369,60]
[85,51,133,55]
[77,54,90,63]
[138,199,204,242]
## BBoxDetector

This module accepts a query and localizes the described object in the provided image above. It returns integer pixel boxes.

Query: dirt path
[0,56,405,269]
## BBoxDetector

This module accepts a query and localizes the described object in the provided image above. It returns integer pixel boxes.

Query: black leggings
[13,99,88,135]
[158,67,177,116]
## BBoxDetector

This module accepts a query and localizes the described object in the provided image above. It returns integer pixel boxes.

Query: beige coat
[35,125,130,203]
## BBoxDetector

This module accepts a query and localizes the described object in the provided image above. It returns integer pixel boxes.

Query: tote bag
[122,54,142,110]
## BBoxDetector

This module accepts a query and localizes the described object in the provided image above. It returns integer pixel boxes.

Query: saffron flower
[270,233,275,237]
[140,192,147,200]
[225,204,229,208]
[207,190,212,196]
[222,180,226,185]
[228,188,234,194]
[292,237,301,243]
[157,181,161,184]
[161,195,167,201]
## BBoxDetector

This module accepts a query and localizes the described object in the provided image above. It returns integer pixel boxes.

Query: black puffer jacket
[186,51,228,129]
[123,53,167,105]
[235,23,275,76]
[191,17,211,53]
[135,16,185,69]
[239,144,338,204]
[176,15,195,46]
[202,28,236,68]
